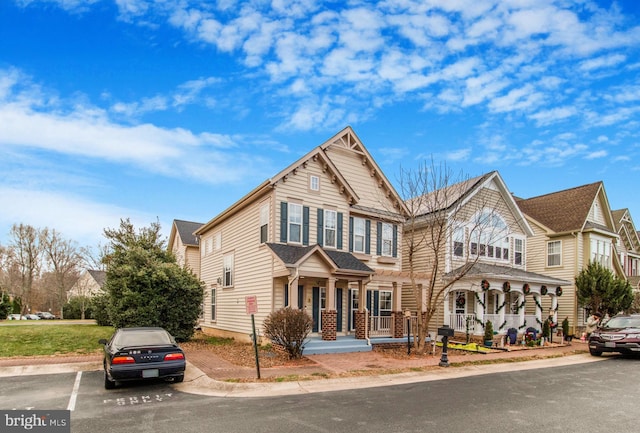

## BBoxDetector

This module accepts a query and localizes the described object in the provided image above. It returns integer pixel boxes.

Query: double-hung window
[288,203,302,244]
[514,238,524,265]
[453,227,464,257]
[547,241,561,267]
[381,223,393,257]
[223,253,234,287]
[353,217,366,253]
[324,210,337,248]
[260,203,269,243]
[211,288,217,321]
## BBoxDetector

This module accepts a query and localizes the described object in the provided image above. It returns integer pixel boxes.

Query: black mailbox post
[438,325,454,367]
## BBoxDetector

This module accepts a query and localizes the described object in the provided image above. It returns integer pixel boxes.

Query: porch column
[443,290,450,328]
[534,293,542,331]
[392,282,404,338]
[322,278,337,341]
[498,291,505,332]
[551,295,558,324]
[475,291,485,335]
[289,275,299,309]
[355,280,368,339]
[518,292,525,329]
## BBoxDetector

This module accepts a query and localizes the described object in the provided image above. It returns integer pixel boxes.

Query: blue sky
[1,0,639,250]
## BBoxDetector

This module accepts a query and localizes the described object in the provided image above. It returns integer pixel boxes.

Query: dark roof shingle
[174,220,203,246]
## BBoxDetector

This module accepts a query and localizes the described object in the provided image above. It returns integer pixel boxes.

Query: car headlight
[625,334,640,339]
[590,332,599,338]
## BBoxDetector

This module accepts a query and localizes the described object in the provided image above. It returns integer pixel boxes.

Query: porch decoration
[502,281,510,292]
[495,299,507,313]
[484,320,494,347]
[481,279,490,291]
[534,296,543,311]
[474,292,486,309]
[456,294,466,308]
[515,299,526,313]
[540,285,548,295]
[522,283,530,295]
[556,286,563,296]
[499,320,507,331]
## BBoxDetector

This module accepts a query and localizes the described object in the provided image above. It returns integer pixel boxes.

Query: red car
[588,314,640,356]
[99,327,186,389]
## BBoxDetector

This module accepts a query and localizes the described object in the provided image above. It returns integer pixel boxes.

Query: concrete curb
[174,353,605,397]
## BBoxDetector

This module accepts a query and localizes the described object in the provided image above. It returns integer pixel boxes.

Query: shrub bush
[484,320,494,342]
[263,308,312,359]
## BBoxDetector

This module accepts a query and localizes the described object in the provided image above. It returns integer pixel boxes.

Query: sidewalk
[0,341,597,397]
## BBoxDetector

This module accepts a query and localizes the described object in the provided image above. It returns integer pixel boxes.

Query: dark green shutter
[284,284,289,307]
[392,224,398,258]
[376,221,382,255]
[303,206,310,246]
[312,287,320,332]
[365,219,371,255]
[317,209,324,246]
[280,202,287,242]
[337,212,343,250]
[298,285,304,309]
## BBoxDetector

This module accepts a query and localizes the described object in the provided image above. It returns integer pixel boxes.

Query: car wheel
[104,371,116,389]
[589,348,602,357]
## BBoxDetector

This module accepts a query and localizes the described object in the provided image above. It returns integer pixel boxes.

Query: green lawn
[0,324,114,357]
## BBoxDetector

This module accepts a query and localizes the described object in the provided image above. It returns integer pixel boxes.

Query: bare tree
[398,161,506,353]
[7,224,44,314]
[41,228,83,318]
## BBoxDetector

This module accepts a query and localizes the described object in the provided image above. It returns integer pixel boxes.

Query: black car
[588,314,640,356]
[99,327,186,389]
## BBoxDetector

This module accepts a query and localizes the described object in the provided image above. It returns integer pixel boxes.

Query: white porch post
[518,292,525,329]
[289,275,299,309]
[498,291,505,332]
[443,290,450,328]
[392,281,401,311]
[327,278,336,310]
[551,295,558,323]
[475,291,484,335]
[534,293,542,330]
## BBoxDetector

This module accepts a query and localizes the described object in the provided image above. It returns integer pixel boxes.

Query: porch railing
[447,313,526,334]
[448,313,476,332]
[369,315,392,337]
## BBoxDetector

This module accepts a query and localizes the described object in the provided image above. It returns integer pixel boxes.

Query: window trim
[381,222,393,257]
[352,217,366,254]
[288,203,303,244]
[514,237,525,266]
[223,253,234,287]
[547,240,562,267]
[324,209,337,248]
[309,175,320,192]
[260,202,269,244]
[211,288,217,321]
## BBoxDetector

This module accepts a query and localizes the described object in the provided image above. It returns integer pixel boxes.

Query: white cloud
[0,186,154,247]
[579,54,627,72]
[529,106,577,126]
[585,150,608,159]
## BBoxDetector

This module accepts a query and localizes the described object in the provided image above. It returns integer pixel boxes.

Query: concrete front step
[302,339,372,355]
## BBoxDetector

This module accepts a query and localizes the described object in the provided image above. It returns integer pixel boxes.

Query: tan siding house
[516,181,624,335]
[612,209,640,289]
[194,127,418,343]
[168,219,203,278]
[404,171,569,340]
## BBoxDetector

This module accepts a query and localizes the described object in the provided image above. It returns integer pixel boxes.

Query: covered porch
[444,264,570,337]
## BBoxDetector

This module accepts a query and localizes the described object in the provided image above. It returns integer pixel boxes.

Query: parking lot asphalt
[0,340,600,397]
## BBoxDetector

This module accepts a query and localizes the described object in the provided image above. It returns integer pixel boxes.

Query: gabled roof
[612,208,640,254]
[516,181,607,233]
[408,171,533,236]
[87,269,106,288]
[197,126,406,235]
[170,219,203,247]
[265,243,374,274]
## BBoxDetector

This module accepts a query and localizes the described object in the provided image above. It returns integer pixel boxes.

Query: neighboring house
[404,171,569,339]
[68,269,106,299]
[611,209,640,290]
[516,181,625,335]
[168,219,204,278]
[194,127,422,343]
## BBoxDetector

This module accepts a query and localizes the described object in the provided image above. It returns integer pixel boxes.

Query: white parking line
[67,372,82,411]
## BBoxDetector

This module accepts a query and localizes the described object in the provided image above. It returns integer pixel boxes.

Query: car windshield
[112,329,174,347]
[603,317,640,329]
